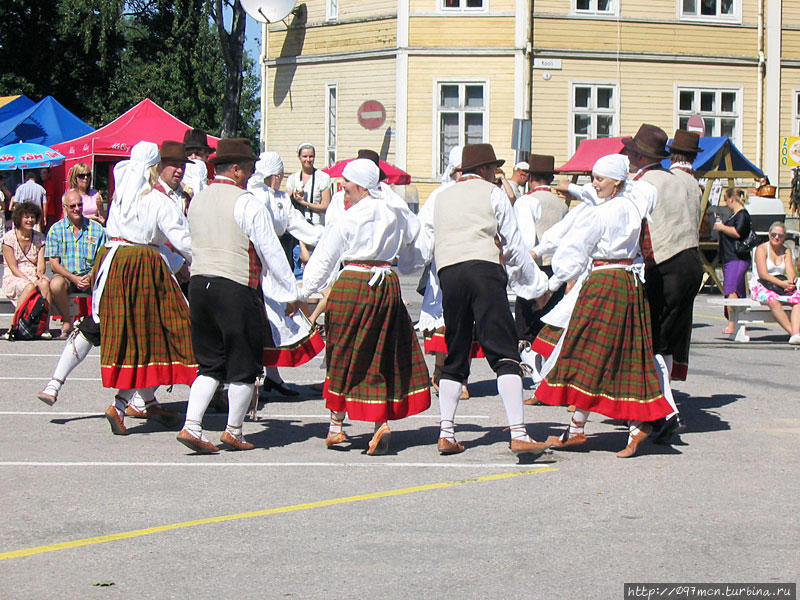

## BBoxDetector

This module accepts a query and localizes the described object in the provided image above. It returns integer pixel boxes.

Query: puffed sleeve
[548,205,602,291]
[513,194,541,250]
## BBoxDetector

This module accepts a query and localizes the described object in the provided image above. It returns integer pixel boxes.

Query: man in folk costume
[623,124,703,440]
[154,141,192,216]
[432,143,551,456]
[88,142,195,436]
[177,139,300,453]
[182,129,212,197]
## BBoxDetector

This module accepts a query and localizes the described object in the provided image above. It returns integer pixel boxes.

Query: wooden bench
[706,297,792,342]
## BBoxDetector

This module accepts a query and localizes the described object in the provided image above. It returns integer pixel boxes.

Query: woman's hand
[781,279,796,292]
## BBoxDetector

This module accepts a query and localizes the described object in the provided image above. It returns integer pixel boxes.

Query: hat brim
[185,144,214,153]
[210,153,257,165]
[667,143,702,154]
[461,158,505,172]
[622,137,669,159]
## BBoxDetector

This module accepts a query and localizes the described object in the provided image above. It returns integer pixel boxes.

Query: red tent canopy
[323,157,411,185]
[556,137,625,174]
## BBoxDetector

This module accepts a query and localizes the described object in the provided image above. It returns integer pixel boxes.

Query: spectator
[506,161,530,200]
[11,171,47,231]
[46,189,107,337]
[68,163,105,225]
[2,202,51,309]
[748,221,800,344]
[286,143,331,225]
[713,188,752,335]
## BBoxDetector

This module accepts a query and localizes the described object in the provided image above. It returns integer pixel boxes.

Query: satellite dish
[240,0,297,23]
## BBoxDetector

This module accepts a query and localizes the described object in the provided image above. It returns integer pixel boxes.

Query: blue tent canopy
[661,136,764,178]
[0,96,94,146]
[0,95,35,123]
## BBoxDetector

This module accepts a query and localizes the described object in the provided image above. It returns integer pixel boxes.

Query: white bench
[706,297,792,342]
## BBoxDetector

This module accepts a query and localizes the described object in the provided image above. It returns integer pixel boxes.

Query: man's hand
[533,290,552,311]
[75,274,92,290]
[285,300,301,317]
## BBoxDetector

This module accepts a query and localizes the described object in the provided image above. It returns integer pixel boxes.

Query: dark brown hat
[357,149,387,181]
[210,138,257,165]
[160,141,187,164]
[622,124,669,159]
[460,143,504,173]
[183,129,213,152]
[527,154,555,174]
[668,129,702,154]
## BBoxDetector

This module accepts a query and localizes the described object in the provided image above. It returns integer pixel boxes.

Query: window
[677,87,739,140]
[680,0,738,20]
[570,83,618,154]
[436,82,486,175]
[795,91,800,135]
[573,0,616,15]
[326,0,337,20]
[441,0,484,11]
[325,84,337,166]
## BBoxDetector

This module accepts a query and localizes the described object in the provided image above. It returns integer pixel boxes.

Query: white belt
[340,264,394,287]
[591,261,646,286]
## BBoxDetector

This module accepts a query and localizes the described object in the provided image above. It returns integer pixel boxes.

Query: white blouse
[513,193,542,250]
[248,181,323,246]
[286,169,332,225]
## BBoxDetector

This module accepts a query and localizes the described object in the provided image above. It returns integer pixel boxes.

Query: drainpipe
[756,0,764,168]
[260,21,269,150]
[527,0,534,122]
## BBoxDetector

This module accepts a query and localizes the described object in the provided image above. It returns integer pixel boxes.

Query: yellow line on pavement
[0,467,555,561]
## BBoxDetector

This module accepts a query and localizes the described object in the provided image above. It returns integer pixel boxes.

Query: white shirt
[513,193,542,250]
[182,159,208,196]
[285,169,331,225]
[158,177,188,216]
[248,180,323,246]
[299,195,422,300]
[13,179,46,208]
[531,183,605,261]
[416,181,453,265]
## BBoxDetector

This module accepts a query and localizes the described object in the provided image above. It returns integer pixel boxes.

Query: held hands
[285,300,301,317]
[533,290,552,311]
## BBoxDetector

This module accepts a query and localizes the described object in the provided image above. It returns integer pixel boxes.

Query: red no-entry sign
[357,100,386,130]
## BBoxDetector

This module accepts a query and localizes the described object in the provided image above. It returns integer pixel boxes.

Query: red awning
[556,137,625,174]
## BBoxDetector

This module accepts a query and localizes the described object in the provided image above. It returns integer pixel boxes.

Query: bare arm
[2,243,31,281]
[784,248,797,282]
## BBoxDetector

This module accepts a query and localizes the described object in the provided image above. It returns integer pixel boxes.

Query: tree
[210,0,247,139]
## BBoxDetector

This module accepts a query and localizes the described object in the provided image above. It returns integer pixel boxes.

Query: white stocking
[438,378,461,439]
[48,331,93,392]
[184,375,220,429]
[226,382,254,431]
[497,374,528,440]
[654,354,678,418]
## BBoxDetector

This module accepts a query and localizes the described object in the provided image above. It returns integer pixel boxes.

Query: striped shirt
[45,217,107,276]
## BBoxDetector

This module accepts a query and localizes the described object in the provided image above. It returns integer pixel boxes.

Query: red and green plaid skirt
[423,328,485,358]
[95,245,197,389]
[263,326,325,367]
[323,269,431,422]
[530,323,563,358]
[535,268,671,422]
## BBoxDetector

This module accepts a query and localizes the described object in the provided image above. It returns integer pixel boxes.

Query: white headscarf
[592,154,629,182]
[297,142,315,154]
[342,158,381,198]
[441,145,464,183]
[112,141,160,222]
[254,151,284,179]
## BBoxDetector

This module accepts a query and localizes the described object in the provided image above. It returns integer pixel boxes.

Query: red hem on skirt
[263,330,325,367]
[323,378,432,422]
[530,337,555,358]
[423,332,485,358]
[534,379,671,422]
[671,362,688,382]
[101,363,197,389]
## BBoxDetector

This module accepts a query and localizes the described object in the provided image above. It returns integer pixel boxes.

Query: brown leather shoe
[325,431,349,448]
[37,391,57,406]
[509,437,550,456]
[125,405,147,419]
[546,431,588,450]
[177,429,219,453]
[104,406,129,436]
[616,423,653,458]
[220,430,255,451]
[367,423,391,455]
[437,437,465,455]
[523,396,541,406]
[459,386,470,400]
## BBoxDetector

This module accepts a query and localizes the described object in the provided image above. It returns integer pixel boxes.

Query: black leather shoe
[261,377,300,397]
[653,413,683,445]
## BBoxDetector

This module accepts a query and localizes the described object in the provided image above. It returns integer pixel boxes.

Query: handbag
[758,274,793,295]
[734,229,758,258]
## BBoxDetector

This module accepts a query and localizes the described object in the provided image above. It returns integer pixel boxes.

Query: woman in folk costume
[298,158,430,455]
[534,153,673,458]
[247,151,325,396]
[92,141,195,436]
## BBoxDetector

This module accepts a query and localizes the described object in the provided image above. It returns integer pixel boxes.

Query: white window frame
[675,85,742,145]
[326,0,338,21]
[439,0,488,14]
[433,79,489,178]
[571,0,618,17]
[678,0,740,23]
[569,81,620,156]
[325,83,337,167]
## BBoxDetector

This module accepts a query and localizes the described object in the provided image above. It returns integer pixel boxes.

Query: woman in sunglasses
[68,163,105,225]
[749,221,800,344]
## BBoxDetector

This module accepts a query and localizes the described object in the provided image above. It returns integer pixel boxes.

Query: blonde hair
[768,221,786,234]
[67,162,92,189]
[724,187,746,206]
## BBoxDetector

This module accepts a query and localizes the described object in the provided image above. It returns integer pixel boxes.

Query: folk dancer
[299,159,430,455]
[430,143,551,456]
[177,139,300,453]
[182,128,213,197]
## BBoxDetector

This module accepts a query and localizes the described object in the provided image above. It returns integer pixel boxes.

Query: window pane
[720,118,736,138]
[465,113,483,145]
[574,87,590,108]
[796,93,800,116]
[441,85,459,107]
[679,116,690,130]
[597,115,613,137]
[700,0,716,16]
[721,92,736,113]
[440,113,459,173]
[679,90,694,111]
[682,0,695,13]
[465,85,484,108]
[575,136,589,150]
[700,91,715,112]
[597,87,613,109]
[576,0,590,9]
[466,0,482,7]
[574,114,591,135]
[720,0,733,14]
[597,0,611,11]
[444,0,460,7]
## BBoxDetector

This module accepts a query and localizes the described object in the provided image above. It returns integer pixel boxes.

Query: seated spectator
[46,190,107,338]
[11,172,47,231]
[67,163,105,225]
[749,221,800,344]
[2,202,51,308]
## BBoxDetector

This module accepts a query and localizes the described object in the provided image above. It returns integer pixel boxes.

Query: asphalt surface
[0,272,797,599]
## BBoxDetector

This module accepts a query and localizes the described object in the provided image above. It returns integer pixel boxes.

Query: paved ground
[0,273,797,599]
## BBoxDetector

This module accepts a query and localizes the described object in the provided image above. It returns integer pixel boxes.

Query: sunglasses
[76,173,90,179]
[770,232,786,239]
[67,203,83,209]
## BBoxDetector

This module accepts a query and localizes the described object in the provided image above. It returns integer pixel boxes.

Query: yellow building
[260,0,800,208]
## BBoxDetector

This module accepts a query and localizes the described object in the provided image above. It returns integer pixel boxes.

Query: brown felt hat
[210,138,257,165]
[668,129,702,154]
[159,141,187,164]
[622,124,669,159]
[183,129,213,152]
[460,143,504,173]
[357,149,387,181]
[527,154,555,175]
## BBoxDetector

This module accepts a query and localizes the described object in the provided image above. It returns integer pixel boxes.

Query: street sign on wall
[357,101,386,130]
